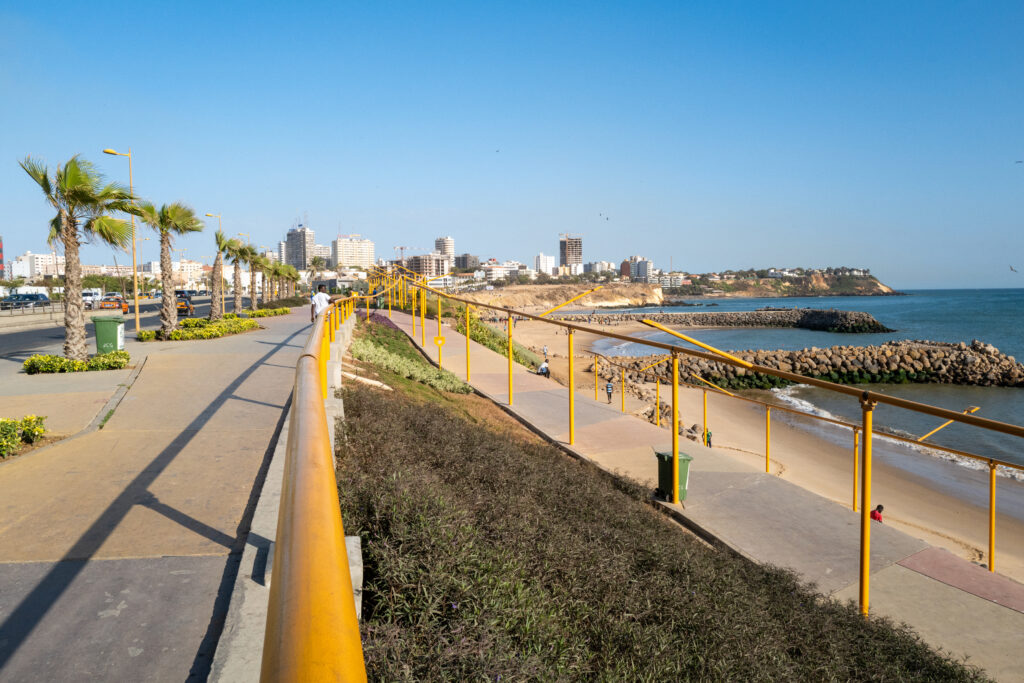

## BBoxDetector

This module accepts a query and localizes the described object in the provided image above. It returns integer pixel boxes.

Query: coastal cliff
[604,339,1024,390]
[464,283,663,309]
[555,310,893,333]
[672,273,896,298]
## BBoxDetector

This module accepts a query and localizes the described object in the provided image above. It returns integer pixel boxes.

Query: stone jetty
[555,309,893,333]
[600,339,1024,391]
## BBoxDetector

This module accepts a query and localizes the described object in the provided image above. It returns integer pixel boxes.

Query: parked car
[82,292,100,309]
[0,293,51,310]
[98,294,129,314]
[177,295,195,317]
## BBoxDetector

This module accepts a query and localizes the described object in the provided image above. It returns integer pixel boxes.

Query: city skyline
[2,3,1022,289]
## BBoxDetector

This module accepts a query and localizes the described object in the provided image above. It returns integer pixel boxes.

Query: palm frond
[19,157,52,196]
[47,216,63,246]
[83,215,132,249]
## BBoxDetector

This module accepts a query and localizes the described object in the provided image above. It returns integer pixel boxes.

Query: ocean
[590,289,1024,512]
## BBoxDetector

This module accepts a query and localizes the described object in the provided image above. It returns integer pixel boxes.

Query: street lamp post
[206,213,225,315]
[102,148,140,332]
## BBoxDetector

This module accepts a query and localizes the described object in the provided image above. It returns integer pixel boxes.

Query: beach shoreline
[511,317,1024,585]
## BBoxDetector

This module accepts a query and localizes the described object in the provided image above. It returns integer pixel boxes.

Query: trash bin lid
[654,450,693,462]
[90,315,125,323]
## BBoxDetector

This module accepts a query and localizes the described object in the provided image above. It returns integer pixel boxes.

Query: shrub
[179,318,210,329]
[223,312,238,319]
[0,415,48,458]
[0,419,19,458]
[241,307,290,318]
[23,351,129,374]
[137,330,156,342]
[166,318,259,340]
[259,296,307,309]
[351,337,470,393]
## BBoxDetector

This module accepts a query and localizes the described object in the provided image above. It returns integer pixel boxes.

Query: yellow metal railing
[385,273,1024,617]
[261,298,366,682]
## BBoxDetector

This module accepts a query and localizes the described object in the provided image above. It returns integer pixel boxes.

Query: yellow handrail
[261,301,366,682]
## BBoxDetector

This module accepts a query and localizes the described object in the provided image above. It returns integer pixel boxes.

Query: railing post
[765,406,771,473]
[859,395,876,617]
[655,378,660,427]
[420,289,426,347]
[465,305,471,381]
[594,355,599,401]
[387,282,392,318]
[989,460,997,572]
[703,389,708,446]
[507,315,513,406]
[411,290,417,336]
[671,353,680,504]
[436,296,442,366]
[853,429,859,511]
[568,329,575,445]
[620,368,625,413]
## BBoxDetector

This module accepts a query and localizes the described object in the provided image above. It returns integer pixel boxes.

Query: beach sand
[512,318,1024,584]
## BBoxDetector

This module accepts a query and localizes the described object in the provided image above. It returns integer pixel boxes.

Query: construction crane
[393,246,420,263]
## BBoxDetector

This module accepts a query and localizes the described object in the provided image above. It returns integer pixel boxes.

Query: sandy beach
[511,316,1024,585]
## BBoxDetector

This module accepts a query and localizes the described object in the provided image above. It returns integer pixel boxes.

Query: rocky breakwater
[556,309,893,333]
[604,339,1024,391]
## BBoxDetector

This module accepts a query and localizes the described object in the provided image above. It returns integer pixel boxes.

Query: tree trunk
[209,253,223,321]
[62,213,88,360]
[261,273,268,305]
[249,267,258,311]
[159,233,177,335]
[233,263,242,312]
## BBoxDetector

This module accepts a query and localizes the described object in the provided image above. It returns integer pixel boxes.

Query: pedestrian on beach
[705,430,713,448]
[871,505,884,523]
[606,381,614,404]
[543,345,548,359]
[538,360,550,378]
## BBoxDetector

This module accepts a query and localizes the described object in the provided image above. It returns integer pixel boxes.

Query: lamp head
[205,213,218,217]
[103,148,120,156]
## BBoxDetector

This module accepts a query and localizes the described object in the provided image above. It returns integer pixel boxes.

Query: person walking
[543,345,548,360]
[606,381,614,404]
[310,284,330,323]
[705,430,713,448]
[870,505,884,523]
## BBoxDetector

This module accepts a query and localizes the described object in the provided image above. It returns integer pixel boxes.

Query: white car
[81,292,100,310]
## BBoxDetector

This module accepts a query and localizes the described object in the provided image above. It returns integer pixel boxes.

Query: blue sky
[2,1,1021,289]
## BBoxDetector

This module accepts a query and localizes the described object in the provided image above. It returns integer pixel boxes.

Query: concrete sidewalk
[0,313,310,681]
[382,309,1024,682]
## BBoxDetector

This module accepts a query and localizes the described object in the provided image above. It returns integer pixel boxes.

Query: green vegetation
[351,317,470,394]
[98,409,116,429]
[241,307,291,318]
[23,351,130,374]
[0,415,48,458]
[136,317,259,341]
[337,384,982,680]
[259,296,308,309]
[454,310,541,370]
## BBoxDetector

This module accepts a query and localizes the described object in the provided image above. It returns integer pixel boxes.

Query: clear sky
[2,1,1021,289]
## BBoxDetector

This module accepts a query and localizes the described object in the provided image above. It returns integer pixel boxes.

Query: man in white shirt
[310,285,331,322]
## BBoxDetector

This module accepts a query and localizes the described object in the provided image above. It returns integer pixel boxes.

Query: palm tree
[20,156,135,360]
[233,244,257,309]
[137,202,204,336]
[225,240,247,313]
[308,256,325,291]
[247,252,263,312]
[284,265,299,298]
[209,230,233,321]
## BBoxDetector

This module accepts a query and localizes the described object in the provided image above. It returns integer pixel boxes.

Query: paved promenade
[384,309,1024,682]
[0,314,310,681]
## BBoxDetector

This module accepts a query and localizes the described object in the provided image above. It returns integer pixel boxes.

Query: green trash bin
[91,315,125,354]
[654,449,694,501]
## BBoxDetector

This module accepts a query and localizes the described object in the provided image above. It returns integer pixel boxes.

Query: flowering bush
[137,330,157,341]
[23,351,129,374]
[167,318,259,340]
[241,307,290,318]
[0,415,48,458]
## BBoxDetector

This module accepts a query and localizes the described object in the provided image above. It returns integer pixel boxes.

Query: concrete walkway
[382,309,1024,682]
[0,313,310,681]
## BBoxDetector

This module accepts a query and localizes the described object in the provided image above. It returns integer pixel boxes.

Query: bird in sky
[1011,265,1019,272]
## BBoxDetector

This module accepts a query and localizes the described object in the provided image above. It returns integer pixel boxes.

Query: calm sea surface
[591,290,1024,506]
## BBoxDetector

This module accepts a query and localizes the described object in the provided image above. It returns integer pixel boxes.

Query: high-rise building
[534,253,555,275]
[559,234,583,267]
[312,244,331,265]
[407,252,450,278]
[277,241,287,265]
[285,225,315,269]
[454,253,479,270]
[331,234,375,268]
[434,236,455,265]
[0,235,5,279]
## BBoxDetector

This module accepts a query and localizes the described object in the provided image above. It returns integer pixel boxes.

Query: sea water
[590,289,1024,506]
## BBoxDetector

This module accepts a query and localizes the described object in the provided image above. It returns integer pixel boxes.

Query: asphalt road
[0,296,253,363]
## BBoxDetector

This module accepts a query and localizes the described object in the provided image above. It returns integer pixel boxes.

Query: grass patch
[258,296,308,309]
[336,385,984,681]
[98,409,116,429]
[453,308,542,370]
[351,315,470,395]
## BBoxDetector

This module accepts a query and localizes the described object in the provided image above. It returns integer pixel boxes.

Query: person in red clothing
[870,504,884,523]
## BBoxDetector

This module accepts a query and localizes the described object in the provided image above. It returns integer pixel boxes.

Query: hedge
[137,317,260,341]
